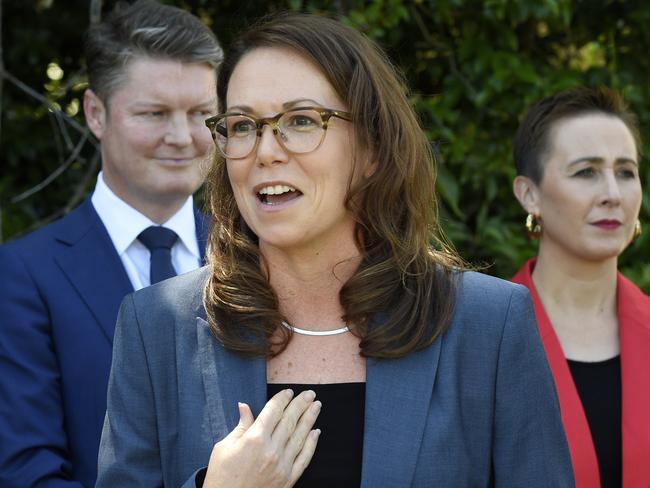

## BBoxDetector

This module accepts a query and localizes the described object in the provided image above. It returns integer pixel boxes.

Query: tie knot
[137,226,178,251]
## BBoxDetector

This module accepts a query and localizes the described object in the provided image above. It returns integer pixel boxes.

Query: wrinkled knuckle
[247,431,265,450]
[262,449,281,468]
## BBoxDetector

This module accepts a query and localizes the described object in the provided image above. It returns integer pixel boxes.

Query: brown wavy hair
[203,12,464,358]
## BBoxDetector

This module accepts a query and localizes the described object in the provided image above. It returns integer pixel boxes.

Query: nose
[164,114,193,147]
[600,170,622,206]
[255,124,288,166]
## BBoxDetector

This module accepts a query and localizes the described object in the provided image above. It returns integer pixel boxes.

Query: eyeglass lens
[214,108,327,158]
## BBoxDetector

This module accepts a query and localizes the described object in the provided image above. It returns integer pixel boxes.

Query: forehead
[545,113,637,164]
[226,47,344,112]
[110,56,217,106]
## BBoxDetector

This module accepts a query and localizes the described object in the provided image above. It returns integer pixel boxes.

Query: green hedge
[2,0,649,289]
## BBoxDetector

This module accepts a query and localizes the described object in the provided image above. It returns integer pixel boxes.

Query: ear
[83,88,107,140]
[512,175,541,215]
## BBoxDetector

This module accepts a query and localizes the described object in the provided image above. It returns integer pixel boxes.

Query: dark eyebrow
[568,156,638,167]
[227,98,324,114]
[282,98,322,109]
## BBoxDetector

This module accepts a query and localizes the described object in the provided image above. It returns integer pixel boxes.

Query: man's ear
[513,175,541,215]
[83,88,107,140]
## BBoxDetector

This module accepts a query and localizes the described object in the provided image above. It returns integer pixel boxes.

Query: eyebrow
[567,156,638,167]
[130,98,217,109]
[227,98,324,113]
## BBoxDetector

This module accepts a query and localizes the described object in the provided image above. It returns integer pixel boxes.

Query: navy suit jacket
[0,198,208,488]
[97,267,574,487]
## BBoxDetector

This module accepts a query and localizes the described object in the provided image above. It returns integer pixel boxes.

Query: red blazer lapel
[616,274,650,487]
[512,259,600,488]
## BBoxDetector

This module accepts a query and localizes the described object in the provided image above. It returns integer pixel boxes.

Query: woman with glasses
[511,87,650,487]
[97,13,573,488]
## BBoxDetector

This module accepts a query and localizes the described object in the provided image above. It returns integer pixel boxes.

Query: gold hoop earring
[632,219,642,242]
[525,213,542,239]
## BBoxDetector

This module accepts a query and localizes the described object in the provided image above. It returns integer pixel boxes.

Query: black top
[267,382,366,488]
[567,356,622,488]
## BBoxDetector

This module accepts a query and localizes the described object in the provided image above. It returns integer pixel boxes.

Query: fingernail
[285,388,294,398]
[304,389,316,401]
[312,400,322,412]
[313,429,322,439]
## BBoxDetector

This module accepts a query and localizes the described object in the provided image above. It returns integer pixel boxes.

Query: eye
[230,118,256,135]
[139,111,164,118]
[617,168,637,179]
[284,113,319,131]
[572,167,596,178]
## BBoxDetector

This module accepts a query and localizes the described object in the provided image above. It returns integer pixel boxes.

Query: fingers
[238,402,255,428]
[250,388,294,436]
[224,402,255,442]
[270,390,318,449]
[283,399,321,461]
[289,428,321,484]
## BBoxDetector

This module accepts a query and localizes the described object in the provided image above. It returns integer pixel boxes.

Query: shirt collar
[91,171,199,258]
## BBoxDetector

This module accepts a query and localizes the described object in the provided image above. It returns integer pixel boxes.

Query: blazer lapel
[617,275,650,486]
[361,338,441,487]
[53,200,133,344]
[512,259,600,488]
[196,315,266,444]
[194,208,210,263]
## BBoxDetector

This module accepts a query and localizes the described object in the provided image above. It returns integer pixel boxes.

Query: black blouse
[267,382,366,487]
[567,356,622,488]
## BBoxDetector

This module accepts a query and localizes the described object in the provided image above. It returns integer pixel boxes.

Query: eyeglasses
[204,106,352,159]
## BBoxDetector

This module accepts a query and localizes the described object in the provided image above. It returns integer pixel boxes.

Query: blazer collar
[512,258,650,487]
[195,306,440,486]
[53,199,133,344]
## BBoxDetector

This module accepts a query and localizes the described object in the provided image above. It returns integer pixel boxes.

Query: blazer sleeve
[0,245,84,488]
[96,294,204,488]
[492,285,575,487]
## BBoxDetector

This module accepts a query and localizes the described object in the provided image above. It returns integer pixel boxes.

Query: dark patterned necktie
[137,226,178,284]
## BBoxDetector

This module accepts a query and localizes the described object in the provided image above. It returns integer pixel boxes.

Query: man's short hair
[85,0,223,103]
[513,86,641,184]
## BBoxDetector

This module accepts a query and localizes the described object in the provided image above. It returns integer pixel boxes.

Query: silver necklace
[281,320,350,337]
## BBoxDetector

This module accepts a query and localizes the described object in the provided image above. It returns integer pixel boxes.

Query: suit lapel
[512,259,600,488]
[617,275,650,486]
[194,208,210,263]
[196,316,266,444]
[361,339,441,487]
[53,200,133,344]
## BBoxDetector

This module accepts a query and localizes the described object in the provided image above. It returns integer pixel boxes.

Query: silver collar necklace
[281,320,350,337]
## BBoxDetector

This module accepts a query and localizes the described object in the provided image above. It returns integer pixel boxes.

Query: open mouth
[257,184,303,205]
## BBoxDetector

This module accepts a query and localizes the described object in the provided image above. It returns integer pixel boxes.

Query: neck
[103,174,186,224]
[262,239,361,331]
[533,242,618,314]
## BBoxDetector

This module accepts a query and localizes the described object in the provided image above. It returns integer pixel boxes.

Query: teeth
[258,185,296,195]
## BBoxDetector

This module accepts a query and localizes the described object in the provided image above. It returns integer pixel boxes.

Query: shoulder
[443,270,534,347]
[618,272,650,303]
[454,270,530,313]
[0,200,96,258]
[126,266,210,329]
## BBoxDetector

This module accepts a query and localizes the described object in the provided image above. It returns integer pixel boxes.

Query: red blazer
[513,258,650,488]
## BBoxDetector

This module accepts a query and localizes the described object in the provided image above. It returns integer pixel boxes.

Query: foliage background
[2,0,650,290]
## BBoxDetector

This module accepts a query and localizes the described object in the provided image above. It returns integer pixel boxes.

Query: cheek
[192,125,215,152]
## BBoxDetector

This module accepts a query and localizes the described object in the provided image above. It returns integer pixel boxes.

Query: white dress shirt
[91,172,202,290]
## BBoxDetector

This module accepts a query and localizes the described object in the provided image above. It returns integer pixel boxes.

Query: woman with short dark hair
[512,86,650,487]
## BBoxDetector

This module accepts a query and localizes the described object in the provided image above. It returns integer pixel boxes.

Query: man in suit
[0,1,222,486]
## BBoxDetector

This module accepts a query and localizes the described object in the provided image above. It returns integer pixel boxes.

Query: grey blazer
[96,267,574,487]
